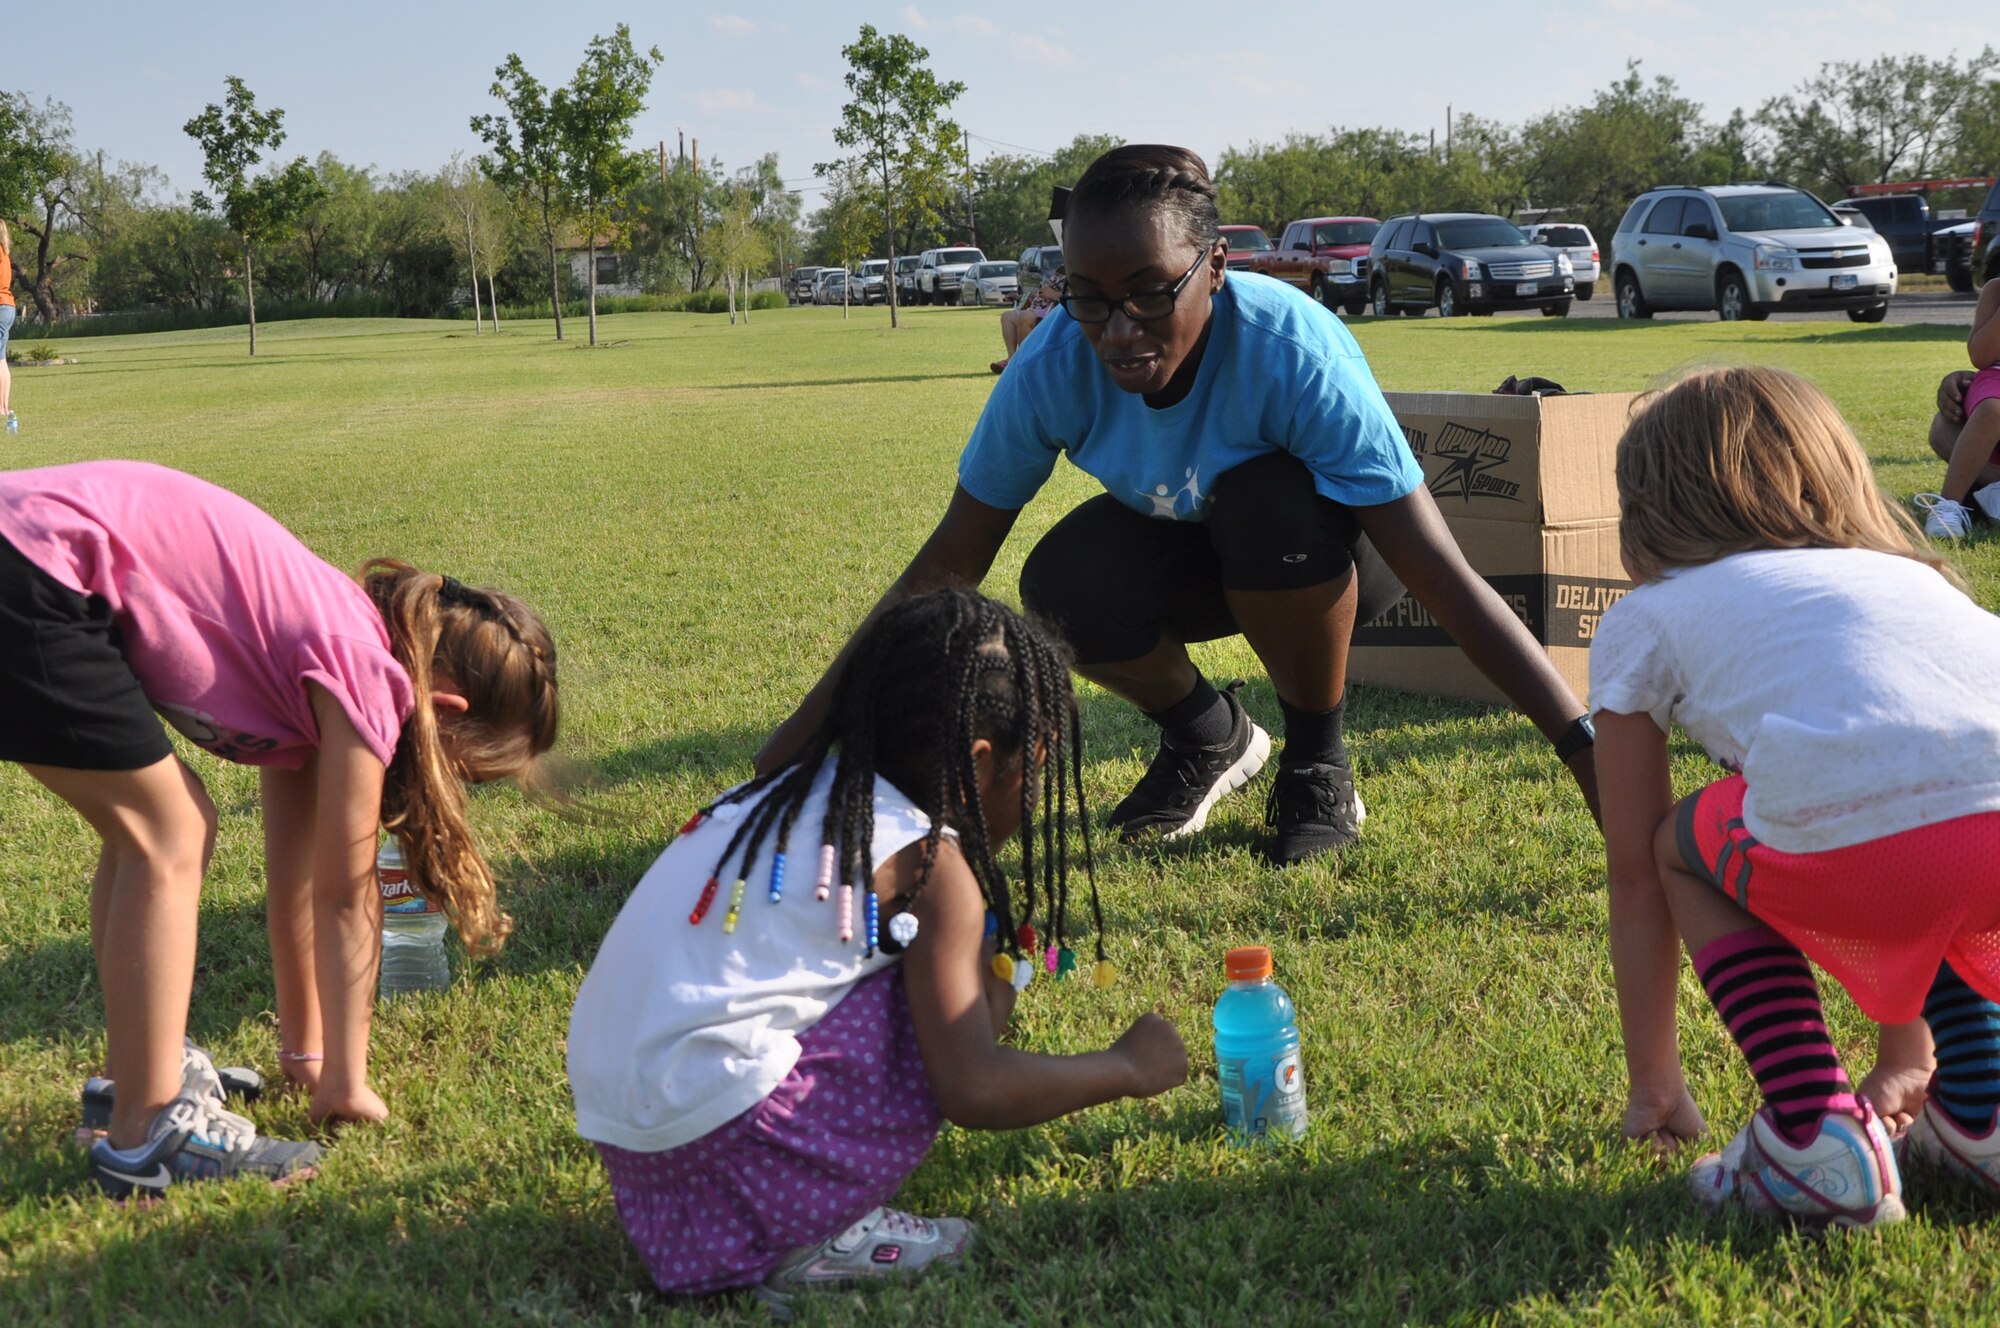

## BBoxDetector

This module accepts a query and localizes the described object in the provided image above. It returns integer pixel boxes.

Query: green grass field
[2,305,1996,1326]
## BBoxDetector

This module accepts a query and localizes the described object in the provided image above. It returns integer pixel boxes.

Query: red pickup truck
[1238,216,1381,314]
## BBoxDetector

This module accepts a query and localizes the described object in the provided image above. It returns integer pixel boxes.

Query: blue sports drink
[1213,945,1307,1142]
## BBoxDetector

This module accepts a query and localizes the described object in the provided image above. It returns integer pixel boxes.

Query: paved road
[1555,288,1974,326]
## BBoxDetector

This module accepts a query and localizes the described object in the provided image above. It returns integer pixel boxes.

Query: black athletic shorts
[1018,450,1405,665]
[0,532,174,770]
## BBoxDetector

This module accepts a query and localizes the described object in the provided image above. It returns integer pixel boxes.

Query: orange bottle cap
[1226,945,1273,981]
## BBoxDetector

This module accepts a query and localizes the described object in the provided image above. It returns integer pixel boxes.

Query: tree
[183,77,327,355]
[554,24,662,346]
[972,133,1122,259]
[473,54,573,340]
[0,93,85,323]
[1758,49,2000,197]
[816,24,967,329]
[437,152,487,332]
[807,172,877,318]
[699,182,773,324]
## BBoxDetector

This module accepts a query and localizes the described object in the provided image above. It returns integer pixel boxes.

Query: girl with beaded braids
[761,144,1600,867]
[0,461,559,1198]
[568,588,1186,1308]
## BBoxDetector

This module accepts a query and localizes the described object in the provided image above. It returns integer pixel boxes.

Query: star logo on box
[1427,422,1522,503]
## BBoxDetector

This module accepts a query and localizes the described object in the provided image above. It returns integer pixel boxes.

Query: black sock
[1278,696,1344,768]
[1149,674,1234,749]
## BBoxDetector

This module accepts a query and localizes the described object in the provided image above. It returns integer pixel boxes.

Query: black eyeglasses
[1058,246,1213,324]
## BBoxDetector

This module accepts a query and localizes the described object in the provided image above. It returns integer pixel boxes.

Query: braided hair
[703,588,1104,968]
[1067,144,1221,251]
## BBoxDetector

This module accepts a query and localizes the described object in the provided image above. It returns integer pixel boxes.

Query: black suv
[1368,213,1574,317]
[1974,180,2000,294]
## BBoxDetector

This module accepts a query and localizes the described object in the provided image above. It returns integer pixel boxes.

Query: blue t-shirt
[957,271,1422,520]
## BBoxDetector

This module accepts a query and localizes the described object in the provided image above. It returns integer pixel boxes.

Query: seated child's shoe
[1688,1104,1905,1228]
[1916,493,1976,540]
[87,1093,320,1199]
[757,1207,974,1317]
[1973,483,2000,523]
[1905,1097,2000,1194]
[79,1041,265,1136]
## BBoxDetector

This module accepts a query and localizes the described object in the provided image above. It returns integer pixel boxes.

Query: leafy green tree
[555,24,662,346]
[437,152,489,332]
[699,182,773,324]
[1216,122,1522,235]
[182,77,327,354]
[473,54,573,339]
[816,24,966,328]
[808,171,878,318]
[1758,49,2000,197]
[972,133,1121,258]
[0,93,84,323]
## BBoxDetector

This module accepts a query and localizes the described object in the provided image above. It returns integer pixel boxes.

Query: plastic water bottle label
[1219,1050,1308,1142]
[378,854,439,915]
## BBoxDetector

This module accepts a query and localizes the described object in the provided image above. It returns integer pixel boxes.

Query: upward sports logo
[1426,422,1522,502]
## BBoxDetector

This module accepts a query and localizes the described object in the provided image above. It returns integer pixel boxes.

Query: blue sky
[40,2,1990,208]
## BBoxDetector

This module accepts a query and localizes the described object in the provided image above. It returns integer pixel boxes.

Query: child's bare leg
[1940,400,2000,503]
[1859,1019,1934,1132]
[27,756,215,1149]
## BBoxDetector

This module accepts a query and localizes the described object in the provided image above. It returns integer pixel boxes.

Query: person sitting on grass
[567,588,1187,1315]
[0,460,560,1197]
[990,264,1062,375]
[1913,278,2000,539]
[763,144,1599,866]
[1596,366,2000,1227]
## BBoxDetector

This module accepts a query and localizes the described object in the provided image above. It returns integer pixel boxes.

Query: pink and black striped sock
[1693,926,1860,1145]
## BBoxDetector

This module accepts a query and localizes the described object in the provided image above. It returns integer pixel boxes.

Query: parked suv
[891,254,922,305]
[1610,183,1896,322]
[1972,179,2000,294]
[787,266,827,305]
[1218,225,1274,271]
[915,246,986,305]
[1520,223,1599,300]
[1368,213,1574,317]
[1017,244,1064,289]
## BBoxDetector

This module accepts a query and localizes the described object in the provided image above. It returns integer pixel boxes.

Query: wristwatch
[1554,714,1596,762]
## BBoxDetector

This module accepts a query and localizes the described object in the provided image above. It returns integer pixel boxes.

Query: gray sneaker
[1917,492,1976,540]
[80,1041,264,1135]
[756,1207,974,1319]
[87,1093,320,1199]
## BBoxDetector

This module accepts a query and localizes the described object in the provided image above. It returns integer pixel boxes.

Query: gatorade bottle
[1213,945,1307,1143]
[377,836,450,998]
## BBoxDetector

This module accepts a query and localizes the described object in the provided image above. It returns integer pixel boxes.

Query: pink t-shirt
[0,460,413,769]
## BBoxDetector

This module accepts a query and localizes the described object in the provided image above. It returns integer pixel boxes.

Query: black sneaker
[80,1042,263,1135]
[1108,684,1270,840]
[88,1094,320,1199]
[1261,757,1367,866]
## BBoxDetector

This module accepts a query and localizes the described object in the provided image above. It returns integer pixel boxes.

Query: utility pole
[963,128,977,247]
[1446,105,1453,162]
[659,140,666,185]
[678,129,685,164]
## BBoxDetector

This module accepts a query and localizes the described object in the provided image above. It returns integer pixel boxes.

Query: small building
[562,248,645,299]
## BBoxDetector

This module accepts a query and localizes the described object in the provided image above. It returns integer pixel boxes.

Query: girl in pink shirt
[0,460,561,1197]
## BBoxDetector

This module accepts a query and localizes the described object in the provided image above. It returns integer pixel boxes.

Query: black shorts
[1018,450,1405,665]
[0,533,173,770]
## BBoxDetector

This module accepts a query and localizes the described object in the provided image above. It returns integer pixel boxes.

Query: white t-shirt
[1589,547,2000,854]
[568,766,941,1153]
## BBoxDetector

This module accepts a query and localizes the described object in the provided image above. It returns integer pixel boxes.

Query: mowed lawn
[1,305,1995,1327]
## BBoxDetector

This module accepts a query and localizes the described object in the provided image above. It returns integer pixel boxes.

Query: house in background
[562,246,645,299]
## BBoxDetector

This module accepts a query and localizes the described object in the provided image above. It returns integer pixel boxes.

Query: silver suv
[1610,183,1896,323]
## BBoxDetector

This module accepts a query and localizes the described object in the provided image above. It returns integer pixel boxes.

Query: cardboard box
[1347,391,1639,706]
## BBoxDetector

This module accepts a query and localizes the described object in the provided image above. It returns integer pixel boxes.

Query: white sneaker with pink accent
[757,1206,974,1318]
[1687,1104,1905,1228]
[1906,1097,2000,1194]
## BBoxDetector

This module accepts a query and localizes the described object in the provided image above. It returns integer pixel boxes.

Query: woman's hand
[1625,1081,1705,1152]
[309,1079,389,1130]
[1939,368,1975,426]
[1111,1014,1188,1099]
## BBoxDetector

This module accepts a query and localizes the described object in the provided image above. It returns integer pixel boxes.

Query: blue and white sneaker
[1688,1103,1905,1228]
[88,1093,319,1199]
[1905,1096,2000,1195]
[79,1041,263,1135]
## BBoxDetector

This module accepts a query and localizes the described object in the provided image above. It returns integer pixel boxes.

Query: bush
[475,287,789,321]
[34,294,405,340]
[749,290,787,311]
[25,342,59,364]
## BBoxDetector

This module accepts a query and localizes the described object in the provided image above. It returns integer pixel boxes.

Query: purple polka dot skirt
[595,965,944,1294]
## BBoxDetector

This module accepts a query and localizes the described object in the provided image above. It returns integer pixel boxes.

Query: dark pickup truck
[1845,193,1974,289]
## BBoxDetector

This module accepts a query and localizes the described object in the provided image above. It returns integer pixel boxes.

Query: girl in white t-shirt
[568,588,1187,1310]
[1595,365,2000,1228]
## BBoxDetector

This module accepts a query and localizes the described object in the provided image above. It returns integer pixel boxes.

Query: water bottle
[377,835,450,998]
[1213,945,1308,1143]
[5,412,17,435]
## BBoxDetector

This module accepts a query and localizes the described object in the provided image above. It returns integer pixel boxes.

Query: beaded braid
[688,589,1108,984]
[1067,144,1222,251]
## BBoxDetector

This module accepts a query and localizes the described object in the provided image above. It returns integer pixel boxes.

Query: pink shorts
[1678,775,2000,1022]
[1968,364,2000,418]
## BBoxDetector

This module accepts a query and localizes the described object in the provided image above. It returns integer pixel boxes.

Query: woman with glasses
[760,144,1598,863]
